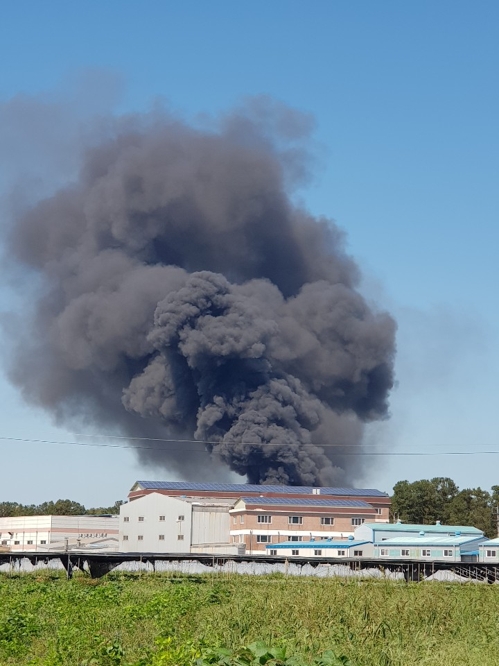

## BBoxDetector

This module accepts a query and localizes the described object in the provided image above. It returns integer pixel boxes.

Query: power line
[1,435,499,457]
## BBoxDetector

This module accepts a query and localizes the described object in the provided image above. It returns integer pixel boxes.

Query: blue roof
[239,497,372,508]
[362,522,483,534]
[133,481,387,497]
[479,537,499,546]
[374,536,483,547]
[266,540,369,549]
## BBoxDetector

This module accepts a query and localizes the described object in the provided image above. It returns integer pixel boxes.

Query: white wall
[191,505,230,545]
[119,494,192,553]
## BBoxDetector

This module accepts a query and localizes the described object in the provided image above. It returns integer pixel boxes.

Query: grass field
[0,572,498,666]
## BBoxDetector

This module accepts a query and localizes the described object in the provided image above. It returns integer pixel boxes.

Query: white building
[354,520,483,543]
[478,538,499,563]
[372,535,484,562]
[119,492,240,554]
[0,515,119,552]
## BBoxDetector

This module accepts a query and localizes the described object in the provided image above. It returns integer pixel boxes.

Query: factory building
[354,520,483,543]
[0,515,119,552]
[119,492,241,554]
[128,481,391,518]
[229,496,379,554]
[372,535,484,562]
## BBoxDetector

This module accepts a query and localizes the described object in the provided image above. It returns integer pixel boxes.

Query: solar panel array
[135,481,387,497]
[239,497,373,508]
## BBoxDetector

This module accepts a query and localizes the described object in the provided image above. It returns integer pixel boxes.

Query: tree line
[392,478,499,538]
[0,499,123,517]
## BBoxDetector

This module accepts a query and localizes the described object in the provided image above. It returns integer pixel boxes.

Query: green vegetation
[0,499,123,517]
[391,477,499,536]
[0,572,498,666]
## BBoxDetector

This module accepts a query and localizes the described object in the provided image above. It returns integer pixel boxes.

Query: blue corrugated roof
[266,540,369,549]
[239,497,372,508]
[363,522,483,534]
[374,535,483,547]
[133,481,387,497]
[479,537,499,546]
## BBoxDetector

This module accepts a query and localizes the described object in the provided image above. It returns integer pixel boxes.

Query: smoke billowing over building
[4,98,396,485]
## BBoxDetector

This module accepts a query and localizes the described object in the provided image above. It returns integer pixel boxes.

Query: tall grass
[0,572,498,665]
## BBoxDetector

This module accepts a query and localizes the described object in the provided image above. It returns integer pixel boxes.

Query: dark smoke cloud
[3,96,396,485]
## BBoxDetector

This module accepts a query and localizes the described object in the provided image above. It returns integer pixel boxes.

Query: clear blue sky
[0,1,498,505]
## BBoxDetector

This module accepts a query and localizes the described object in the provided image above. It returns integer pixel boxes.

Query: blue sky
[0,1,498,505]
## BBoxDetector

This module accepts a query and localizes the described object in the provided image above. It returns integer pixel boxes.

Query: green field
[0,572,498,666]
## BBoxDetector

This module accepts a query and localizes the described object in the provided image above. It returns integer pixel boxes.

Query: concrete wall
[120,494,192,553]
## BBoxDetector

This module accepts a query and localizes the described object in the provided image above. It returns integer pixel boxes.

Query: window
[257,515,272,523]
[314,550,322,556]
[353,550,363,557]
[1,541,7,545]
[159,535,165,541]
[27,540,33,545]
[233,516,237,524]
[269,549,277,555]
[178,535,184,541]
[421,549,431,557]
[289,536,303,542]
[288,516,303,525]
[138,516,144,522]
[401,549,410,556]
[138,535,143,541]
[178,515,184,521]
[337,550,346,556]
[123,517,130,522]
[122,536,129,541]
[14,541,20,545]
[351,518,365,526]
[380,549,388,556]
[291,549,299,556]
[374,508,382,514]
[159,516,165,521]
[40,540,46,545]
[443,550,453,557]
[240,515,244,524]
[256,534,271,543]
[486,550,497,557]
[320,517,334,525]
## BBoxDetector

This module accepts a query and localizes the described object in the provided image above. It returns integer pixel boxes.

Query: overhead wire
[1,434,499,456]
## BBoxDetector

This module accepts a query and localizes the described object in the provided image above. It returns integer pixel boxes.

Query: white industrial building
[0,515,119,552]
[478,538,499,563]
[119,492,241,554]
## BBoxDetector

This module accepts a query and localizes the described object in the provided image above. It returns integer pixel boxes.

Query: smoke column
[4,98,396,485]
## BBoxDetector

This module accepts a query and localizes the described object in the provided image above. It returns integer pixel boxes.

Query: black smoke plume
[4,98,396,485]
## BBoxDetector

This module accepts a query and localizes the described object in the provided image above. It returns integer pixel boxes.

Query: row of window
[122,535,185,541]
[268,549,363,557]
[123,515,185,523]
[379,548,454,557]
[2,539,47,545]
[238,515,366,526]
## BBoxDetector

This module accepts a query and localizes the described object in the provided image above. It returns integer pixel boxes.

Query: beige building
[229,496,386,554]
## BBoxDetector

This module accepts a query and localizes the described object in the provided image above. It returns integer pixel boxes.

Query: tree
[391,477,458,524]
